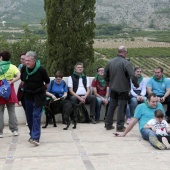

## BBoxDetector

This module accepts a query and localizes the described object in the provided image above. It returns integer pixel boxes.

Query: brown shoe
[116,126,126,132]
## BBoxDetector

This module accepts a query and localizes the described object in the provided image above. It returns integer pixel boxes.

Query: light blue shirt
[134,102,165,133]
[146,77,170,96]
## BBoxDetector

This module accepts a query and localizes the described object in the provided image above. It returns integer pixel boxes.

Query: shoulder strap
[63,80,66,88]
[50,79,66,92]
[50,79,55,92]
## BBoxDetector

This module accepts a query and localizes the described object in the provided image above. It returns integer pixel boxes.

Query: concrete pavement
[0,121,170,170]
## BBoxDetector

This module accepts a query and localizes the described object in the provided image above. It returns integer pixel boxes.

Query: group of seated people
[45,61,170,125]
[46,62,109,124]
[126,66,170,124]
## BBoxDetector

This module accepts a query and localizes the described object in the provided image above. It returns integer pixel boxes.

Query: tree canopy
[44,0,96,76]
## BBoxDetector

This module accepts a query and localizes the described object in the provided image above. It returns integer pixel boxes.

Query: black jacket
[104,55,138,92]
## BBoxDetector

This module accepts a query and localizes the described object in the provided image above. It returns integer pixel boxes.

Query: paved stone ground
[0,122,170,170]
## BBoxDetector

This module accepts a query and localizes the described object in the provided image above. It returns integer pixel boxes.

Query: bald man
[104,46,139,131]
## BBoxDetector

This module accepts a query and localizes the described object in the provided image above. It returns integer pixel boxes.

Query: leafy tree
[44,0,96,76]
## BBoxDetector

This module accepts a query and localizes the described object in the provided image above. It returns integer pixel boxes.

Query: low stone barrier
[4,77,166,125]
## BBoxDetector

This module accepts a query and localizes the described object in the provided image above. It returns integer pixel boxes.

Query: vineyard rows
[128,57,170,77]
[94,48,170,77]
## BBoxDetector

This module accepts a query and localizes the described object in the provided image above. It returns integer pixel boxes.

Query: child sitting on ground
[144,109,170,149]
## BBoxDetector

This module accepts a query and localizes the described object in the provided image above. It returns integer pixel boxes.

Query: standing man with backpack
[104,46,139,132]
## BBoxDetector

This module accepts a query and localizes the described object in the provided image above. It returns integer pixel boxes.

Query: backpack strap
[50,79,66,92]
[63,80,66,88]
[50,79,55,92]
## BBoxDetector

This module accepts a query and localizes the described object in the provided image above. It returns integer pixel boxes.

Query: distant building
[2,21,6,27]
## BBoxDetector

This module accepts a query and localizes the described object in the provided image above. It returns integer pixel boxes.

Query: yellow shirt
[0,64,19,80]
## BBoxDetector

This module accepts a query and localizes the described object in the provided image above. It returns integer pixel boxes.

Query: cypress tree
[44,0,96,76]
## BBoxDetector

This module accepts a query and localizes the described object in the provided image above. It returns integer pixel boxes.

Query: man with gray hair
[104,46,139,131]
[20,51,50,146]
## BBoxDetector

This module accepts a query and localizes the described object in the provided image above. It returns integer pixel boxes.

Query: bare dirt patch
[93,39,170,48]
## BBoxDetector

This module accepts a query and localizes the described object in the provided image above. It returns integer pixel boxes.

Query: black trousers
[105,90,129,128]
[69,95,96,117]
[157,95,170,117]
[157,134,170,143]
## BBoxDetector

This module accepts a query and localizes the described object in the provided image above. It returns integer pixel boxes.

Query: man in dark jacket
[21,51,50,146]
[104,46,139,131]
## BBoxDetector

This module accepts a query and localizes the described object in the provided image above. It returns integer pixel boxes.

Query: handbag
[0,79,11,100]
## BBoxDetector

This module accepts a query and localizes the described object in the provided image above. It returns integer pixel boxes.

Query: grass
[95,28,170,43]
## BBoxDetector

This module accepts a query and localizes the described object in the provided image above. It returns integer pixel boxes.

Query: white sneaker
[0,134,3,138]
[162,137,170,149]
[13,131,19,136]
[30,139,40,146]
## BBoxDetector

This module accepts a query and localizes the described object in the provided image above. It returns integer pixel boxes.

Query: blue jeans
[141,128,157,148]
[25,100,42,140]
[95,97,110,121]
[129,97,146,117]
[125,104,131,119]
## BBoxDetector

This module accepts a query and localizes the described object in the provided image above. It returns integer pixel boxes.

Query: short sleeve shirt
[0,64,19,80]
[68,76,90,95]
[147,77,170,96]
[147,119,169,136]
[91,78,107,96]
[48,80,68,97]
[134,102,165,132]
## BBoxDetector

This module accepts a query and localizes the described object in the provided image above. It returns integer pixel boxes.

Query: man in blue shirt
[116,93,167,150]
[147,67,170,123]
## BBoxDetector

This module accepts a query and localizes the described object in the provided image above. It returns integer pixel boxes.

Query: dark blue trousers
[25,100,42,140]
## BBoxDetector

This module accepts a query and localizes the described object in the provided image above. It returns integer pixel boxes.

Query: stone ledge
[4,77,165,125]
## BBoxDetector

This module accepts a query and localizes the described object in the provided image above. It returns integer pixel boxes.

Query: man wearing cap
[104,46,139,132]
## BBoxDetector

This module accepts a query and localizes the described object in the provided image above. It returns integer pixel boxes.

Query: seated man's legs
[104,97,110,119]
[129,97,138,117]
[85,95,96,123]
[141,128,166,150]
[95,97,102,122]
[125,104,131,124]
[69,96,80,104]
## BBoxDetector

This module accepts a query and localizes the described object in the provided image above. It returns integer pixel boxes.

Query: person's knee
[130,98,138,105]
[96,97,102,105]
[87,95,96,103]
[69,96,78,103]
[91,95,96,101]
[148,130,157,137]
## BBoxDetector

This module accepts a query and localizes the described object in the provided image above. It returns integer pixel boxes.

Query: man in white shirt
[68,62,97,124]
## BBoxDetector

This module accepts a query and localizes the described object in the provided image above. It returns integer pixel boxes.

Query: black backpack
[76,104,90,123]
